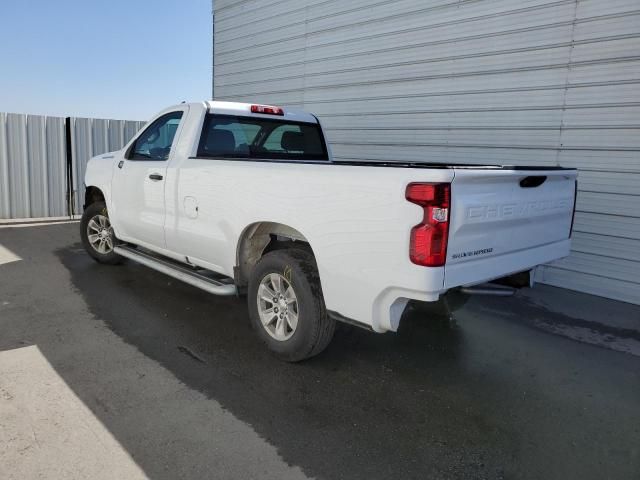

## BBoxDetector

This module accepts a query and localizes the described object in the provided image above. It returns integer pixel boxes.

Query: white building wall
[213,0,640,305]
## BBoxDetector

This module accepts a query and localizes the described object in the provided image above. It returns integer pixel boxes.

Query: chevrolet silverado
[81,101,577,361]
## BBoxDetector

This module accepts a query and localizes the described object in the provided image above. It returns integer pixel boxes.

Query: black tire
[248,249,335,362]
[80,201,124,265]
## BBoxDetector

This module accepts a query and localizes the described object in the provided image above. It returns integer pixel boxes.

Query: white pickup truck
[81,101,577,361]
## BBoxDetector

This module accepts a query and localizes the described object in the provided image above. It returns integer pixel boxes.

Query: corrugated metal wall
[70,117,144,213]
[0,113,143,219]
[213,0,640,304]
[0,113,66,219]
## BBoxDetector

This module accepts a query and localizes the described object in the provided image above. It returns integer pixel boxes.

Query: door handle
[519,176,547,188]
[149,173,163,181]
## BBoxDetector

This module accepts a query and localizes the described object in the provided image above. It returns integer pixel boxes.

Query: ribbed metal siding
[0,113,143,219]
[214,0,640,304]
[0,113,66,219]
[70,117,144,213]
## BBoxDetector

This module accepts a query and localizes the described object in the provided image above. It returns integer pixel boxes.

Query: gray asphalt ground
[1,223,639,480]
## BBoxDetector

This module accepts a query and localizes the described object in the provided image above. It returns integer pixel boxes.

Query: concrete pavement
[0,223,639,479]
[0,223,308,480]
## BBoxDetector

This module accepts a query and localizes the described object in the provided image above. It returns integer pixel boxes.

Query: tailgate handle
[520,176,547,188]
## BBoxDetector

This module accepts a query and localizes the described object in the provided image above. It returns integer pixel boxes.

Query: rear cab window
[196,114,328,161]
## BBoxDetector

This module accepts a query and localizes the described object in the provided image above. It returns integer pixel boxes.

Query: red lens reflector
[406,184,437,205]
[251,104,284,116]
[406,183,451,267]
[406,183,449,207]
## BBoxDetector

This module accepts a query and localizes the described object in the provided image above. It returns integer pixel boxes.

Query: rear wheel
[248,249,335,362]
[80,201,123,265]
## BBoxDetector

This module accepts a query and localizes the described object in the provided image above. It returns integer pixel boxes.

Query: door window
[129,111,183,160]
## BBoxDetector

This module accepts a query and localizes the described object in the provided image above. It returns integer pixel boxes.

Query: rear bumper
[370,239,571,333]
[444,239,571,288]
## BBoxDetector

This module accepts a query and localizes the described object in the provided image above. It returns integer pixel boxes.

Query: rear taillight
[406,183,451,267]
[251,104,284,116]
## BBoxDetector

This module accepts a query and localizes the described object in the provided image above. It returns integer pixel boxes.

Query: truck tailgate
[444,168,577,288]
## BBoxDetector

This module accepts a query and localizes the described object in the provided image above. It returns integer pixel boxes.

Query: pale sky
[0,0,212,121]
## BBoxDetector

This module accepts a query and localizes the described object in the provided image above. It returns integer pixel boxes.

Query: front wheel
[80,201,123,265]
[247,249,335,362]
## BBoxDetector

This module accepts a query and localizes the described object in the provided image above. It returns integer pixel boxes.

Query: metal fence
[70,117,144,214]
[0,113,66,219]
[0,112,144,219]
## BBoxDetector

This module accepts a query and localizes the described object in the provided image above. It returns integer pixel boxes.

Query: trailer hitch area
[408,277,521,328]
[406,289,470,327]
[459,269,533,297]
[459,284,516,297]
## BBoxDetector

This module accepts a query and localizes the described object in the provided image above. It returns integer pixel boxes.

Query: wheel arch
[84,185,105,211]
[235,221,316,288]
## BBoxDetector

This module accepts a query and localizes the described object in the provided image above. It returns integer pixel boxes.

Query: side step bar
[114,245,237,296]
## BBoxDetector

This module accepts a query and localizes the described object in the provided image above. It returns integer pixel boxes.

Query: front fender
[83,153,118,211]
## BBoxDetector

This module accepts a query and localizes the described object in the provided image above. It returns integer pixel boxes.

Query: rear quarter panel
[167,159,454,330]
